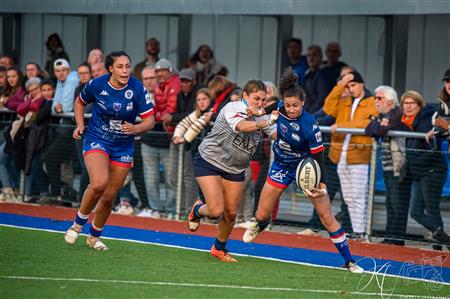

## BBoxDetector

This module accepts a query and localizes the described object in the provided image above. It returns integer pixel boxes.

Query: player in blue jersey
[64,51,155,250]
[243,69,363,273]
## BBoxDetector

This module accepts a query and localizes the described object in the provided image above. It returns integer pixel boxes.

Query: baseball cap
[53,58,70,69]
[155,58,172,71]
[179,68,196,81]
[442,68,450,81]
[349,71,364,84]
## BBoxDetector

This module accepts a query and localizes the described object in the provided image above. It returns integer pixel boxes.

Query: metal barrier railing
[1,109,449,244]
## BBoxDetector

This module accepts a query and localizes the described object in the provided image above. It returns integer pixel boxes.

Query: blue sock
[257,218,271,231]
[89,224,103,238]
[193,203,203,219]
[214,238,227,251]
[74,211,89,226]
[329,227,353,264]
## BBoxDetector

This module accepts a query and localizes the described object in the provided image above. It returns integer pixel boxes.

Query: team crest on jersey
[113,103,121,111]
[313,124,318,130]
[280,123,288,134]
[291,133,300,142]
[289,122,300,131]
[315,131,322,142]
[126,102,133,111]
[125,90,133,99]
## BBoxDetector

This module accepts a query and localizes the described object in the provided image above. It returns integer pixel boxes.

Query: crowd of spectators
[0,33,449,247]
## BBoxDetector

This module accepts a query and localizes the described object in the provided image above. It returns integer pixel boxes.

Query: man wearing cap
[45,58,79,201]
[140,58,181,218]
[324,70,378,240]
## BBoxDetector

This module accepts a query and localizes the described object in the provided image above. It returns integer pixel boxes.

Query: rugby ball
[295,157,321,191]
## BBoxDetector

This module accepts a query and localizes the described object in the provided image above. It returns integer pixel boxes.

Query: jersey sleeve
[306,119,324,154]
[78,79,95,106]
[223,103,247,132]
[137,85,155,119]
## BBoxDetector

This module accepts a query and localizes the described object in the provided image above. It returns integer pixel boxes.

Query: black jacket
[405,105,447,179]
[171,84,203,124]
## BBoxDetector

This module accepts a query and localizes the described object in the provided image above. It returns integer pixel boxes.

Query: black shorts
[194,154,245,182]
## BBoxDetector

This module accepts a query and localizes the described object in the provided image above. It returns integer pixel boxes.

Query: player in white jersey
[187,79,277,262]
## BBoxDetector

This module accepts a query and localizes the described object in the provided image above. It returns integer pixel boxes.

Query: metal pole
[19,170,25,201]
[366,138,378,237]
[175,143,185,220]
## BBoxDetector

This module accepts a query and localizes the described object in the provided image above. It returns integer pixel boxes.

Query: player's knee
[90,180,107,194]
[208,207,224,219]
[223,210,237,223]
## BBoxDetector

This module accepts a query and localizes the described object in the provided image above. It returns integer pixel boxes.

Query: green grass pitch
[1,226,449,298]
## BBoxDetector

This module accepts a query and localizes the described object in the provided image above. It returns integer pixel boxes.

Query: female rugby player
[243,69,363,273]
[64,51,155,250]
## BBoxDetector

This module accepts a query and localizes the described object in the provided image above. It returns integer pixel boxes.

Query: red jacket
[16,96,46,117]
[154,75,181,122]
[5,87,26,111]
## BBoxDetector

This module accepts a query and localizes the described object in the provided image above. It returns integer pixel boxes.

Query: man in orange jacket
[323,70,378,239]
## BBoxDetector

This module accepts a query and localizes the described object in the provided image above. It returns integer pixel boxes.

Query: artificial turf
[1,226,449,298]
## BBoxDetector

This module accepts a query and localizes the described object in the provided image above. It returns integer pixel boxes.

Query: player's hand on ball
[73,125,84,139]
[305,183,328,199]
[122,121,137,135]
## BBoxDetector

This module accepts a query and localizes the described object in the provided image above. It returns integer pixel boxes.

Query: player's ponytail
[278,67,305,101]
[105,51,131,74]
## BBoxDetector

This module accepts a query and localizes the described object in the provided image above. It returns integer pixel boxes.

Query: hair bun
[279,67,298,95]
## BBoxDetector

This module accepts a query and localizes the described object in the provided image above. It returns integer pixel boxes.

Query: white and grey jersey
[199,100,276,174]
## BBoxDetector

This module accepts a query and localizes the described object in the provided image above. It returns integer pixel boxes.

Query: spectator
[317,42,347,106]
[133,37,160,81]
[434,68,450,139]
[91,62,107,79]
[44,58,79,201]
[44,33,70,82]
[365,86,411,245]
[0,69,24,202]
[16,78,52,201]
[229,88,243,102]
[326,71,378,240]
[303,45,324,114]
[87,48,104,66]
[141,58,180,218]
[264,81,279,99]
[0,55,14,68]
[136,66,158,216]
[207,75,238,114]
[73,62,93,203]
[23,62,49,86]
[286,38,308,85]
[401,91,450,246]
[187,44,228,85]
[0,67,6,96]
[172,88,215,211]
[3,67,25,111]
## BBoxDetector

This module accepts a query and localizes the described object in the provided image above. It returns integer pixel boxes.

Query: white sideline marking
[0,276,447,298]
[1,224,449,288]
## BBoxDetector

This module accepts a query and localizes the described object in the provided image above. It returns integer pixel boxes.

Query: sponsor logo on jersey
[312,124,318,130]
[90,142,105,150]
[97,100,107,110]
[120,155,133,162]
[125,90,133,99]
[291,133,300,142]
[145,93,153,104]
[270,169,288,183]
[100,90,109,96]
[126,102,133,111]
[278,139,292,151]
[315,131,322,142]
[280,123,288,134]
[232,134,256,152]
[290,122,300,131]
[113,103,121,111]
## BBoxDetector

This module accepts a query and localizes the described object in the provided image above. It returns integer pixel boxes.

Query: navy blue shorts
[194,154,245,182]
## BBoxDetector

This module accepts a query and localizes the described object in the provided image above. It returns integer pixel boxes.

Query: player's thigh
[310,193,333,220]
[255,182,284,219]
[196,176,224,213]
[222,178,244,215]
[84,152,110,187]
[102,164,130,198]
